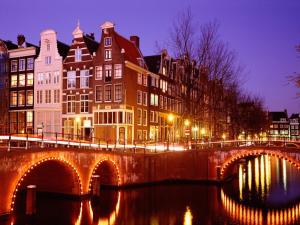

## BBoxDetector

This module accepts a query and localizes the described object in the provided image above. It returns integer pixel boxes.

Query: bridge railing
[0,132,299,153]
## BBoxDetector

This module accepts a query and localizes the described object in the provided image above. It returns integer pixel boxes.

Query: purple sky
[1,0,299,114]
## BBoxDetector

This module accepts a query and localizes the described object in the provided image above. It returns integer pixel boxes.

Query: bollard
[91,175,100,197]
[26,185,37,215]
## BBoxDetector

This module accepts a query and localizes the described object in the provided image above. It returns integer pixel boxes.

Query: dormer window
[75,46,82,62]
[104,37,112,47]
[105,49,112,60]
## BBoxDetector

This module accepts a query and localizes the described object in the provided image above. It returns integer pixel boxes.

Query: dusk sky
[1,0,299,114]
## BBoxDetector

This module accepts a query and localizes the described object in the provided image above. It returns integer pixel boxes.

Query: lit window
[104,65,112,82]
[80,94,89,113]
[162,66,166,75]
[27,73,33,86]
[114,64,122,79]
[114,84,122,101]
[19,74,25,87]
[11,75,17,87]
[26,90,33,106]
[27,58,34,70]
[95,66,103,80]
[150,93,158,106]
[95,86,103,102]
[18,90,25,106]
[104,37,112,46]
[67,71,76,89]
[26,111,33,127]
[19,59,25,71]
[75,47,82,62]
[10,91,17,106]
[104,49,112,60]
[11,60,17,72]
[104,85,112,101]
[45,56,51,65]
[80,70,89,88]
[67,95,75,113]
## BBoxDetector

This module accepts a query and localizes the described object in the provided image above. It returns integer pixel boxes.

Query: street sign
[184,128,190,136]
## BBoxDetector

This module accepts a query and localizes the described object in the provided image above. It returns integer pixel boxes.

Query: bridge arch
[10,157,83,212]
[88,159,120,192]
[220,149,300,179]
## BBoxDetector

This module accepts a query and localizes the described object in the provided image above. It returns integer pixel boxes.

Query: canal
[2,154,300,225]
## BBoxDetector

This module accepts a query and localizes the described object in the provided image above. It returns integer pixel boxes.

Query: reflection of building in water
[98,192,121,225]
[239,155,271,200]
[221,190,300,225]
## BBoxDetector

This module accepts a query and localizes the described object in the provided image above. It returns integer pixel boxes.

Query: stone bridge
[0,141,299,216]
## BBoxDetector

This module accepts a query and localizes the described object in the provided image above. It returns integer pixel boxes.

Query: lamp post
[167,113,174,151]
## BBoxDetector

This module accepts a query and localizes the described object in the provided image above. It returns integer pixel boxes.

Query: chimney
[87,33,95,40]
[130,36,140,49]
[17,34,26,47]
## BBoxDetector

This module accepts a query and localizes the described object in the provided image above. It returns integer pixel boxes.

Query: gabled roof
[114,32,144,66]
[144,55,161,74]
[1,40,18,50]
[57,41,70,59]
[290,113,300,119]
[268,111,288,121]
[83,35,98,55]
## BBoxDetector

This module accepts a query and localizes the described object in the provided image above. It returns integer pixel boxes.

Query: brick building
[268,110,289,140]
[290,113,299,140]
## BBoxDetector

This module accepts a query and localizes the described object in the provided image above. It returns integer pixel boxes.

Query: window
[10,91,17,106]
[151,77,156,87]
[11,75,17,87]
[54,89,60,103]
[37,90,42,104]
[115,84,122,101]
[150,111,155,122]
[18,91,25,106]
[44,72,51,84]
[53,71,60,84]
[67,71,76,89]
[150,93,158,106]
[80,70,89,88]
[143,74,147,86]
[26,111,33,127]
[137,130,142,140]
[162,66,166,75]
[104,85,112,101]
[137,73,142,85]
[137,90,142,105]
[37,73,43,85]
[160,95,163,109]
[11,60,17,72]
[19,59,25,71]
[104,65,112,82]
[95,66,103,80]
[26,90,33,106]
[160,80,167,93]
[47,43,50,51]
[67,95,75,113]
[45,90,51,103]
[104,37,112,46]
[80,94,89,113]
[137,108,142,125]
[143,92,147,106]
[19,74,25,87]
[27,73,33,86]
[27,58,34,70]
[143,110,147,126]
[114,64,122,79]
[104,49,112,60]
[95,86,103,102]
[75,47,82,62]
[45,56,51,65]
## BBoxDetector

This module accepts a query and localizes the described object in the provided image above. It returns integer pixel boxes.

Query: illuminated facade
[8,35,38,134]
[34,29,69,136]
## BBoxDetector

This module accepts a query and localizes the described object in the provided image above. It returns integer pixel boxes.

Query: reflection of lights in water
[265,155,271,193]
[260,155,265,198]
[248,160,252,192]
[98,191,121,225]
[255,157,259,192]
[183,206,193,225]
[282,159,287,193]
[74,202,83,225]
[239,164,243,200]
[222,189,300,225]
[88,200,93,222]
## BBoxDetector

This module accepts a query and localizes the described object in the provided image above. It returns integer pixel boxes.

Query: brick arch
[10,157,83,212]
[220,149,300,179]
[88,159,121,192]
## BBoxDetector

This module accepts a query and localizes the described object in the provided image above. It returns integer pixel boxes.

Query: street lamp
[184,119,190,127]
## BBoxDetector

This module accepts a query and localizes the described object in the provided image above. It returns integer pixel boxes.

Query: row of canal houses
[0,21,190,144]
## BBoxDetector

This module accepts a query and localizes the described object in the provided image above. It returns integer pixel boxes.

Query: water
[2,154,300,225]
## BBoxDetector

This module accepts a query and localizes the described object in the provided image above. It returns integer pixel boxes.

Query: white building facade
[34,30,68,136]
